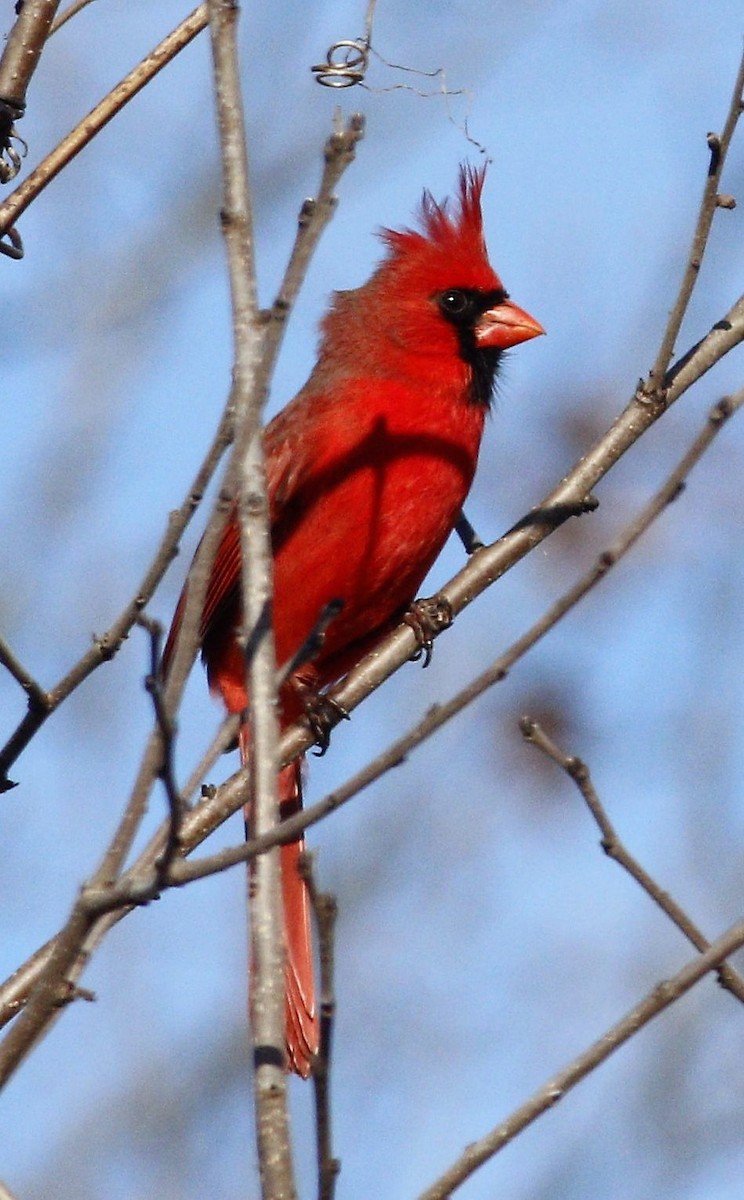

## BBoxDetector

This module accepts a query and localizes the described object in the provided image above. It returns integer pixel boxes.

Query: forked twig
[519,718,744,1005]
[49,0,97,35]
[137,616,184,888]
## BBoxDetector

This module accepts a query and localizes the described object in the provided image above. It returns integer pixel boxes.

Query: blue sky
[1,3,744,1198]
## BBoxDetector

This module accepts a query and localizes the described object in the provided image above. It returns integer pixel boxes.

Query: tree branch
[520,718,744,1004]
[0,5,209,243]
[207,1,294,1196]
[300,854,340,1200]
[416,918,744,1199]
[644,45,744,396]
[0,0,61,150]
[0,401,233,793]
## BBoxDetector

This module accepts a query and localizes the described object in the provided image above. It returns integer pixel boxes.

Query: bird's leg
[276,599,345,689]
[404,595,454,668]
[508,495,598,535]
[290,678,350,757]
[455,510,485,555]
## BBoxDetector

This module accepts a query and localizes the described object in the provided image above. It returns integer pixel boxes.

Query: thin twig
[137,617,184,888]
[0,402,233,793]
[0,905,92,1088]
[644,46,744,397]
[0,5,209,240]
[416,918,744,1200]
[262,113,365,369]
[180,713,241,805]
[519,718,744,1006]
[300,853,340,1200]
[49,0,97,36]
[0,637,48,712]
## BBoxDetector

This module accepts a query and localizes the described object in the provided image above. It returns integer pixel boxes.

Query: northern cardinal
[164,166,543,1077]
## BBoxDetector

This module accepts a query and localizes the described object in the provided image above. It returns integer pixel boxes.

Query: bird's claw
[303,693,350,756]
[404,595,454,667]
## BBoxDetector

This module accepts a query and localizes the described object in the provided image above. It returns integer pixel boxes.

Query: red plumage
[164,166,543,1077]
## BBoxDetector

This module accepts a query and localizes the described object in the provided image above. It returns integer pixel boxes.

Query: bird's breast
[270,393,484,674]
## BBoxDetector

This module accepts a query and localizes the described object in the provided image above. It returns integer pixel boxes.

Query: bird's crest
[378,164,495,291]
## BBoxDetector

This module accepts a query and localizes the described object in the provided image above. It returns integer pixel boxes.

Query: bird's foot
[301,692,350,757]
[404,594,454,668]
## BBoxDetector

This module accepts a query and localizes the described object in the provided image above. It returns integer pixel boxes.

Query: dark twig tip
[712,395,735,422]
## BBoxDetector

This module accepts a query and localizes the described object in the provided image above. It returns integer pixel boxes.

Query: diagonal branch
[273,299,744,776]
[0,0,61,181]
[0,402,233,793]
[416,918,744,1199]
[519,718,744,1005]
[0,637,47,712]
[644,45,744,395]
[0,6,209,242]
[75,386,744,911]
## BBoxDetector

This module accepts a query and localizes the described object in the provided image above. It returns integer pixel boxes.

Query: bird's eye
[439,289,472,319]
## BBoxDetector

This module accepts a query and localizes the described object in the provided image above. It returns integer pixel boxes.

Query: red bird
[165,166,543,1077]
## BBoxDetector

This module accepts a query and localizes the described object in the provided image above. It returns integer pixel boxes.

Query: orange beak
[475,299,545,350]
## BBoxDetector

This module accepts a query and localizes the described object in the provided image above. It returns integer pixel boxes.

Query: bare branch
[0,905,91,1088]
[0,401,233,793]
[645,45,744,396]
[0,5,209,240]
[316,294,741,722]
[207,0,294,1193]
[137,616,184,888]
[49,0,97,36]
[0,0,61,128]
[263,112,364,366]
[417,919,744,1200]
[519,718,744,1005]
[0,636,48,713]
[300,854,340,1200]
